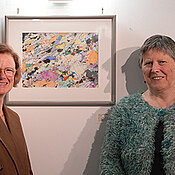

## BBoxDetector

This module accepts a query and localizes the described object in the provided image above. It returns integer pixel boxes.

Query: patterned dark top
[100,93,175,175]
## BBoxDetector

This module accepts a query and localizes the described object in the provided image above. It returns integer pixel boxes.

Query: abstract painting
[22,32,98,88]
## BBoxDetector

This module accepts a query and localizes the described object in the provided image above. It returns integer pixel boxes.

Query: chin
[0,92,7,96]
[0,89,11,96]
[149,86,168,92]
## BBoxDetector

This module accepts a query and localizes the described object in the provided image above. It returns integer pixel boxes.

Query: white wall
[1,0,175,174]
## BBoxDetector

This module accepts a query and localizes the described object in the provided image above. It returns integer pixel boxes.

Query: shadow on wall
[83,109,112,175]
[60,48,148,175]
[59,108,110,175]
[121,48,147,94]
[83,48,147,175]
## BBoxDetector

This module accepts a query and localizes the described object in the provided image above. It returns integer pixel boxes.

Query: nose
[0,70,6,79]
[151,62,160,73]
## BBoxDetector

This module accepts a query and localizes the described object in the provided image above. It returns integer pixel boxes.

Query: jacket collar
[0,105,20,173]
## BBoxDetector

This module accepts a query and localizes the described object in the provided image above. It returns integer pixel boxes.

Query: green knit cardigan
[100,93,175,175]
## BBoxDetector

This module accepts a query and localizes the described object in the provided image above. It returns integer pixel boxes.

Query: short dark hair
[139,35,175,67]
[0,43,21,87]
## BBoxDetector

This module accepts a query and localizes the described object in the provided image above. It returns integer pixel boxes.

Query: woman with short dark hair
[100,35,175,175]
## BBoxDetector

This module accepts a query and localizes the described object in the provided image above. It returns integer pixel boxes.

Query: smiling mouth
[0,82,8,85]
[152,76,164,80]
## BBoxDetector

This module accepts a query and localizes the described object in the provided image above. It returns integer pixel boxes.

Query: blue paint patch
[44,56,56,60]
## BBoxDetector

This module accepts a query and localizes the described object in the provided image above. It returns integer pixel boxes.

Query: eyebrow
[3,67,15,69]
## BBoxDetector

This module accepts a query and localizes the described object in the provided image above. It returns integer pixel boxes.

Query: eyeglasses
[0,68,16,77]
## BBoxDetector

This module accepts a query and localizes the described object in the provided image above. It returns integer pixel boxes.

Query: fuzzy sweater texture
[100,93,175,175]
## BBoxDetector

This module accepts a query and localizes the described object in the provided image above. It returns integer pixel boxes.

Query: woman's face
[0,53,15,97]
[142,49,175,93]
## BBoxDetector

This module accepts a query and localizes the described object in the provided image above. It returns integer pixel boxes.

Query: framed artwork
[5,15,116,106]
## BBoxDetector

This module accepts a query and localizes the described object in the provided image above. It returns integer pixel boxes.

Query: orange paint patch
[46,81,56,87]
[63,76,69,81]
[35,79,46,87]
[50,35,59,43]
[88,50,98,64]
[22,63,26,72]
[26,46,34,53]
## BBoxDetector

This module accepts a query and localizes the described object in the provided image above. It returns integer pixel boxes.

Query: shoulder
[118,93,142,104]
[108,93,150,125]
[112,93,143,113]
[3,105,20,121]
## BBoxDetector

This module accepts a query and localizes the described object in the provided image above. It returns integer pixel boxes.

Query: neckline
[138,93,175,111]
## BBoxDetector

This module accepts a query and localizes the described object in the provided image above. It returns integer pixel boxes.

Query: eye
[6,68,13,72]
[5,68,14,73]
[144,61,152,66]
[4,68,16,76]
[159,60,167,64]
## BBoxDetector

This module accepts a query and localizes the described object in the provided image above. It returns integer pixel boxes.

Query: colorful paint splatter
[22,32,98,88]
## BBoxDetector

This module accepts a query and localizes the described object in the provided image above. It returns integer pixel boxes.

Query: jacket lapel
[0,105,20,173]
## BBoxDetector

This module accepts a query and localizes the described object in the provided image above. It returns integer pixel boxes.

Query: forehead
[143,49,174,60]
[0,53,15,68]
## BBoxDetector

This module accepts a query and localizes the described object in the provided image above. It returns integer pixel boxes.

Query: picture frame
[5,15,116,106]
